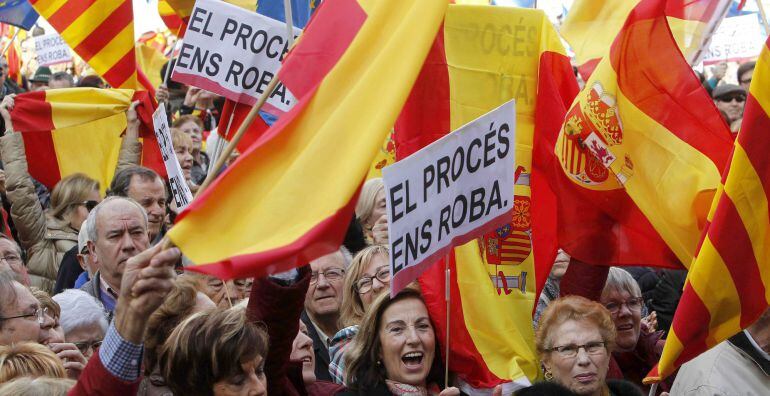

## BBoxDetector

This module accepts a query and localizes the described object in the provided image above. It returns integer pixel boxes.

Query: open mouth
[574,373,597,383]
[301,356,312,364]
[617,323,634,331]
[401,351,424,368]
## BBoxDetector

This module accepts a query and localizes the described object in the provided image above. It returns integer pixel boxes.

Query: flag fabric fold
[0,0,39,30]
[646,35,770,383]
[9,88,165,192]
[167,0,447,280]
[546,0,733,270]
[394,5,579,392]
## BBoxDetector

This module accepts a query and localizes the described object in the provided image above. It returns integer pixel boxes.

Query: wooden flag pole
[284,0,296,47]
[648,383,658,396]
[161,25,184,94]
[757,0,770,36]
[444,252,451,389]
[1,29,20,58]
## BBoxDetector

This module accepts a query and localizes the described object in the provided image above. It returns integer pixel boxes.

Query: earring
[544,369,553,381]
[377,360,382,366]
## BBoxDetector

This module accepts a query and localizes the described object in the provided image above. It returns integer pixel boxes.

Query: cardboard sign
[34,34,71,66]
[384,100,516,295]
[152,106,194,210]
[703,14,765,65]
[171,0,301,112]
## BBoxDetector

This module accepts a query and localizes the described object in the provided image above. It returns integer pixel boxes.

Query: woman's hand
[126,100,141,140]
[156,84,170,103]
[0,94,16,131]
[642,311,658,333]
[50,342,88,380]
[438,387,460,396]
[371,214,389,245]
[183,87,202,107]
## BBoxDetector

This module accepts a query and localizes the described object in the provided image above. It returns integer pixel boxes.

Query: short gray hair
[602,267,642,300]
[86,196,149,242]
[0,270,19,323]
[52,289,108,336]
[50,72,74,87]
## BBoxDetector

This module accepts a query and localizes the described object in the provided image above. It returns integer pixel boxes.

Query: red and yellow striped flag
[549,0,733,269]
[394,5,579,392]
[9,89,165,193]
[646,35,770,383]
[167,0,447,279]
[158,0,187,33]
[29,0,139,89]
[562,0,731,79]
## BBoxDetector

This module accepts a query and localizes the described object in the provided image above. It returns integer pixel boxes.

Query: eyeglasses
[0,254,21,264]
[0,307,48,325]
[546,341,606,358]
[717,95,746,103]
[310,268,345,284]
[73,200,99,211]
[604,297,643,315]
[355,266,391,294]
[740,79,752,85]
[73,340,103,354]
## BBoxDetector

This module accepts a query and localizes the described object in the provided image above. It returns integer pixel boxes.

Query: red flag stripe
[669,286,712,366]
[72,0,133,61]
[100,50,137,89]
[43,0,97,31]
[737,95,770,196]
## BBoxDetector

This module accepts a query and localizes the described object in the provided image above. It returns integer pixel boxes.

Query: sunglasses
[717,95,746,103]
[78,200,99,211]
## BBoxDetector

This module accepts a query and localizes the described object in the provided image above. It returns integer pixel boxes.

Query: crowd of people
[0,43,766,396]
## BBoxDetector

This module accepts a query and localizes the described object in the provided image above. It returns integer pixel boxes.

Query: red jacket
[67,352,141,396]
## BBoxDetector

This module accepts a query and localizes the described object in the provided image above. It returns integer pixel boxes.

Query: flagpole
[1,29,20,58]
[757,0,770,35]
[444,252,451,389]
[161,25,184,93]
[284,0,295,47]
[209,102,237,174]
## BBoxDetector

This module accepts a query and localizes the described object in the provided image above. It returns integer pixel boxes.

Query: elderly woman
[535,295,643,396]
[0,95,102,292]
[171,128,198,194]
[52,289,108,360]
[159,307,269,395]
[139,276,215,396]
[355,178,387,244]
[31,288,88,379]
[601,267,671,393]
[330,245,391,384]
[340,288,459,396]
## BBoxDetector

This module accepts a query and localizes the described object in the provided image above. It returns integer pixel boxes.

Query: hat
[78,220,91,254]
[712,84,746,99]
[29,66,52,83]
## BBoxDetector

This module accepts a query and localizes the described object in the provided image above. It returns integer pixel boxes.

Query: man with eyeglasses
[302,249,349,382]
[0,234,28,284]
[712,84,746,125]
[737,61,755,92]
[0,270,44,345]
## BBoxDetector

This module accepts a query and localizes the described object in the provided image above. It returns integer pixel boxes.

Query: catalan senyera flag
[547,0,733,269]
[3,25,24,85]
[160,0,256,35]
[9,89,165,193]
[645,35,770,383]
[167,0,447,279]
[562,0,731,79]
[136,40,168,90]
[394,5,578,392]
[29,0,139,89]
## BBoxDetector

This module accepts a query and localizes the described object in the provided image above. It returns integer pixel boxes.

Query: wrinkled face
[543,319,610,396]
[304,253,346,319]
[90,200,150,289]
[201,276,240,308]
[66,322,106,360]
[358,253,390,309]
[290,320,316,385]
[714,94,746,123]
[179,121,203,153]
[551,249,570,280]
[213,355,267,396]
[0,282,41,345]
[0,239,26,282]
[378,297,435,388]
[38,311,65,345]
[126,175,166,240]
[600,288,641,352]
[234,278,253,300]
[77,245,99,278]
[174,139,195,181]
[67,188,101,231]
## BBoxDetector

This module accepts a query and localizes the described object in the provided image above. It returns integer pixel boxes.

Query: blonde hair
[340,245,389,327]
[0,342,67,382]
[172,114,204,130]
[30,287,61,319]
[355,178,384,227]
[535,296,617,358]
[171,127,193,150]
[0,376,75,395]
[50,173,99,220]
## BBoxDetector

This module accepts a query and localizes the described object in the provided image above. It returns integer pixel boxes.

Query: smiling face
[543,319,610,396]
[359,253,390,309]
[174,138,195,181]
[290,320,316,385]
[378,297,435,388]
[600,288,641,352]
[179,120,203,153]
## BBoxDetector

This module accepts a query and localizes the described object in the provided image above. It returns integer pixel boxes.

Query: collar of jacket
[44,214,78,240]
[728,330,770,376]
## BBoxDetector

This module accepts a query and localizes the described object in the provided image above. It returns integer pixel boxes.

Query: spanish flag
[394,5,578,391]
[646,35,770,383]
[562,0,731,79]
[550,0,732,269]
[167,0,447,279]
[8,89,165,193]
[30,0,139,89]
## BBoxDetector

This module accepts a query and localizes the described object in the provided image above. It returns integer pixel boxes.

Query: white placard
[152,106,194,210]
[34,34,72,67]
[384,100,516,295]
[703,14,765,65]
[171,0,300,112]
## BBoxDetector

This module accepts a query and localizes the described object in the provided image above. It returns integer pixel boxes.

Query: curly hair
[535,295,617,356]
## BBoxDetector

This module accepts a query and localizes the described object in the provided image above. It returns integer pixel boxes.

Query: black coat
[335,381,391,396]
[300,311,333,382]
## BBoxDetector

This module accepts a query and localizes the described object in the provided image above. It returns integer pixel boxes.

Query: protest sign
[34,33,71,66]
[384,100,516,295]
[171,0,301,113]
[152,106,194,210]
[703,14,765,65]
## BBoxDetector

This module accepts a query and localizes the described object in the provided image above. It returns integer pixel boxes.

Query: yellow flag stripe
[57,1,125,47]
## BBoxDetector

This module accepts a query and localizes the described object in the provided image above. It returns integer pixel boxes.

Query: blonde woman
[0,95,103,292]
[354,178,387,244]
[0,342,67,382]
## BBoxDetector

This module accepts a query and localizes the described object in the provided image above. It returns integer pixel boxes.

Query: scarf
[385,380,441,396]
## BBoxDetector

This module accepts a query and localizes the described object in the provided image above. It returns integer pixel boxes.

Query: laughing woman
[339,288,459,396]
